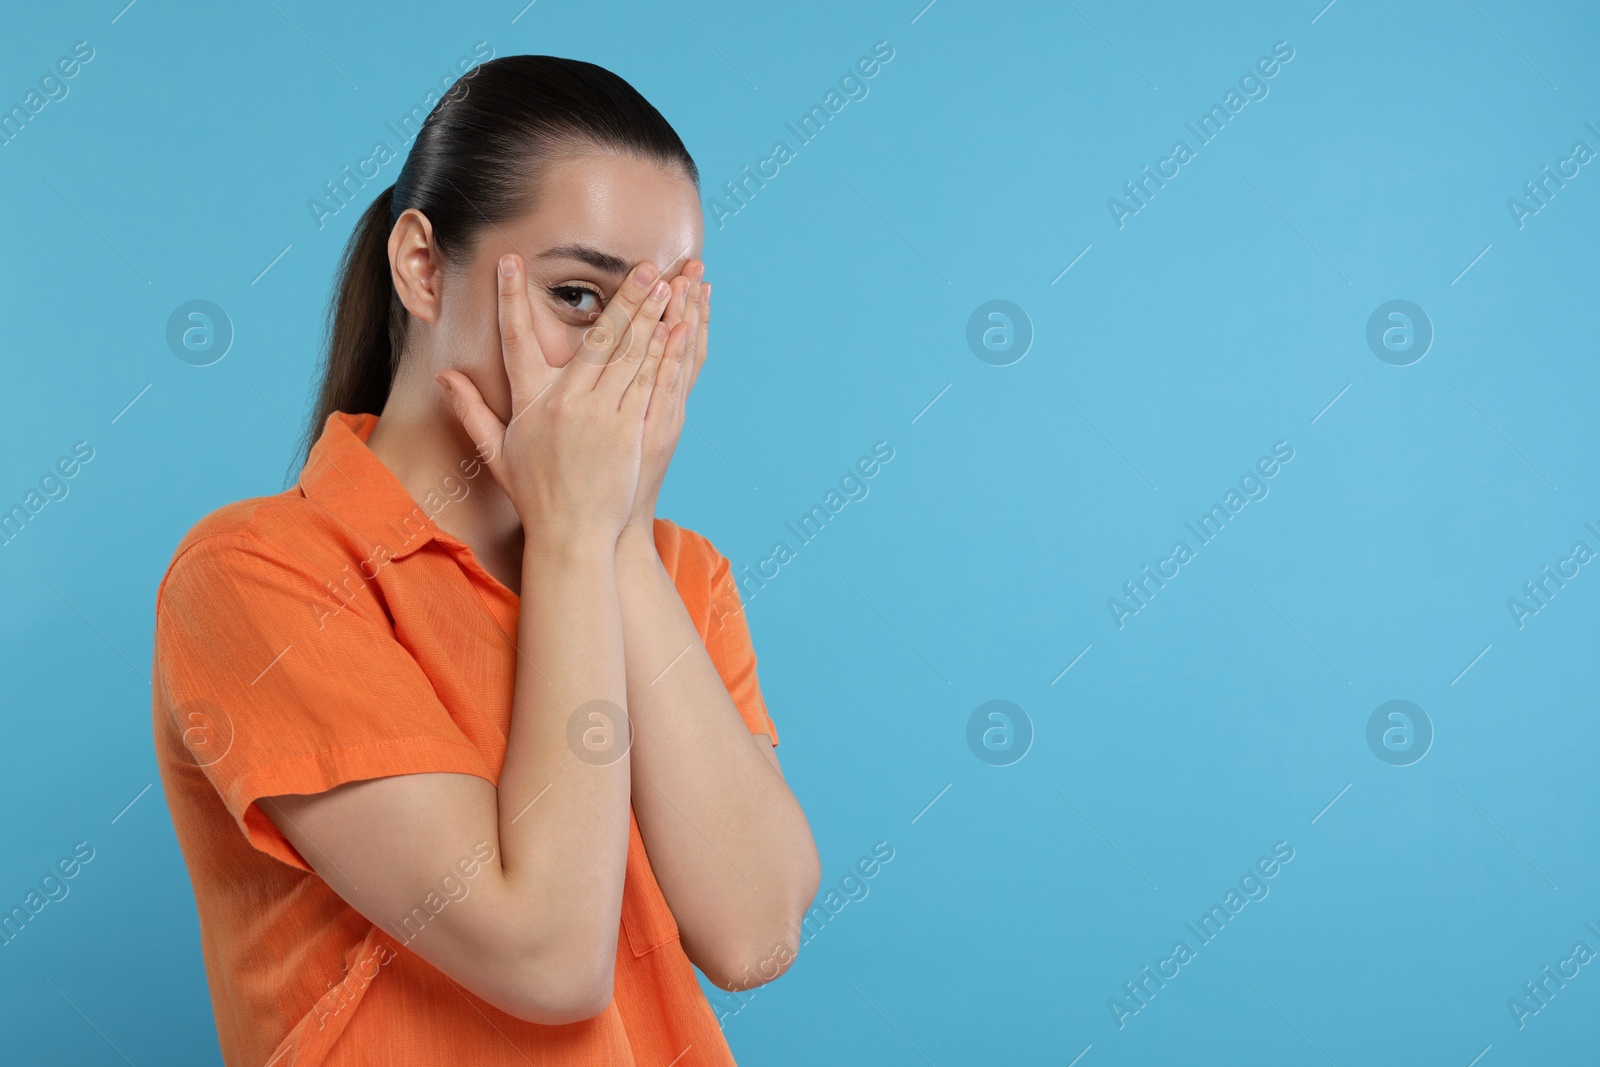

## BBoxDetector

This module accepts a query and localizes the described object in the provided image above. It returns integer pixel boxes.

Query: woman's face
[395,148,704,425]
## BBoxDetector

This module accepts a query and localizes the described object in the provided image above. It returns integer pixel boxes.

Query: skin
[262,147,820,1023]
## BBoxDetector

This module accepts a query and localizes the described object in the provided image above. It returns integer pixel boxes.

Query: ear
[389,207,444,324]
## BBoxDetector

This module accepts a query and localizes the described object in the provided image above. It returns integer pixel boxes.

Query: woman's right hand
[436,253,677,549]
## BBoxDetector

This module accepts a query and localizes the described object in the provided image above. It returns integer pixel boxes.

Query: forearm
[615,531,819,987]
[257,540,633,1023]
[494,537,633,993]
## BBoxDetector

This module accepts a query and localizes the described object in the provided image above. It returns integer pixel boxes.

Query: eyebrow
[535,243,630,277]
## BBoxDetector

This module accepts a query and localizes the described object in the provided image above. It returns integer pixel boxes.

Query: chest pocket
[620,808,681,956]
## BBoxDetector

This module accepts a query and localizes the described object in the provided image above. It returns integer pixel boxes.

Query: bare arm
[263,252,679,1023]
[264,540,629,1023]
[615,268,820,990]
[617,532,820,991]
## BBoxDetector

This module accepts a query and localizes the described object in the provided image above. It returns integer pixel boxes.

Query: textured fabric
[151,410,775,1066]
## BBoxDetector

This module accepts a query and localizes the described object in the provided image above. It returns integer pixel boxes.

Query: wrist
[616,522,663,570]
[521,524,620,569]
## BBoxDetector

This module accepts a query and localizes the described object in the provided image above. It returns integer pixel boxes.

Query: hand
[621,260,710,545]
[437,253,678,550]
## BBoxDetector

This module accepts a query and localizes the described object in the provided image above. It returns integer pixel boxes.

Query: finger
[649,319,694,424]
[622,320,671,418]
[597,275,674,400]
[572,261,661,375]
[435,370,507,472]
[603,275,671,380]
[678,281,708,395]
[683,280,709,396]
[661,275,691,332]
[673,260,703,315]
[496,254,559,403]
[674,280,700,391]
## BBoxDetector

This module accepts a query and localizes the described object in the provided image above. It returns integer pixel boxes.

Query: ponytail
[291,54,699,482]
[291,186,405,480]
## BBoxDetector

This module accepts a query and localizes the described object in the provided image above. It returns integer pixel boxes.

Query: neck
[364,384,524,579]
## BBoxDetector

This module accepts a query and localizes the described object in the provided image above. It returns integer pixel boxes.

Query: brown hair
[292,54,698,477]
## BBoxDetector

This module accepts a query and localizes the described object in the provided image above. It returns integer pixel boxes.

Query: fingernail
[650,279,670,301]
[632,263,659,288]
[499,255,516,277]
[434,374,451,393]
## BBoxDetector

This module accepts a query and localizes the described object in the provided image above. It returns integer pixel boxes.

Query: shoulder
[651,517,738,602]
[157,490,363,606]
[651,516,731,574]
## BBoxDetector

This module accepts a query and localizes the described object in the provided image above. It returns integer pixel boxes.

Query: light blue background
[3,0,1598,1063]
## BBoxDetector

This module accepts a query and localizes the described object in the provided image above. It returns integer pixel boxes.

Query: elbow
[697,875,817,993]
[699,929,803,992]
[509,977,614,1026]
[496,941,618,1025]
[697,846,822,992]
[693,804,823,993]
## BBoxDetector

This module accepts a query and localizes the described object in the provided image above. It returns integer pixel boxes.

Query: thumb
[435,371,506,470]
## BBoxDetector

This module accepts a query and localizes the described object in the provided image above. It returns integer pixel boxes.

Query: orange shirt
[151,410,776,1066]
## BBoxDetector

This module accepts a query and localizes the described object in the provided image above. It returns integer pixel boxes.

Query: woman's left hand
[621,260,708,545]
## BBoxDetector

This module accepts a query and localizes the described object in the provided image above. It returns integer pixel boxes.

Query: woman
[151,54,820,1066]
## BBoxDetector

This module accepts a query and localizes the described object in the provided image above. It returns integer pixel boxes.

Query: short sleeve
[154,529,493,870]
[702,547,779,746]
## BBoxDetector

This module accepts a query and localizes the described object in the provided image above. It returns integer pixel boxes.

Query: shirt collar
[297,411,446,561]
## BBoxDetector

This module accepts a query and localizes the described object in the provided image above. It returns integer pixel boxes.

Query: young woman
[151,55,820,1066]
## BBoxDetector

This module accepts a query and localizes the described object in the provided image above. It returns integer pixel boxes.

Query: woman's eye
[549,285,603,317]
